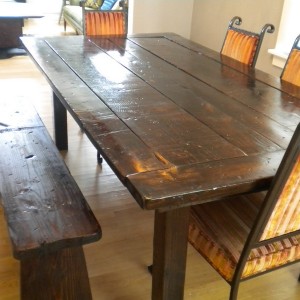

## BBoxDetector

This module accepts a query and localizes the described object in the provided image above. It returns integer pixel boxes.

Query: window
[268,0,300,68]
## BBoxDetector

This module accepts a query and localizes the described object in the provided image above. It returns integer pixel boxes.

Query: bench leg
[20,246,93,300]
[53,92,68,150]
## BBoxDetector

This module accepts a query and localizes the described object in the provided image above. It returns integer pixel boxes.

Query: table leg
[20,246,93,300]
[53,92,68,150]
[152,206,190,300]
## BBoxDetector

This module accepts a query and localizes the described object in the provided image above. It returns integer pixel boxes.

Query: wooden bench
[0,98,101,300]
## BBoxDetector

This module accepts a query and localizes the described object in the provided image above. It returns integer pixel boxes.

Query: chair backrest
[281,35,300,87]
[258,124,300,241]
[82,0,128,36]
[221,16,275,67]
[246,123,300,246]
[232,123,300,283]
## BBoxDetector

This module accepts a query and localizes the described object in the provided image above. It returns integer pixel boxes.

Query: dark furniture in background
[0,2,42,49]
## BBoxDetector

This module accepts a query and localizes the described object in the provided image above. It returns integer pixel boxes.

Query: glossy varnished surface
[0,97,101,259]
[0,86,100,299]
[21,34,300,210]
[0,127,101,258]
[1,48,300,300]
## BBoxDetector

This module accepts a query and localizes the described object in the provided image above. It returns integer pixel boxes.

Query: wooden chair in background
[81,0,128,36]
[281,34,300,87]
[188,123,300,300]
[221,16,275,67]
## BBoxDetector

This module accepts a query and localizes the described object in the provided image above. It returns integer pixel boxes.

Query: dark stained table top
[21,33,300,300]
[21,34,300,211]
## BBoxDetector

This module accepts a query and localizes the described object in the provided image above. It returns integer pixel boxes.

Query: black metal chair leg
[97,151,103,164]
[229,281,240,300]
[147,264,153,274]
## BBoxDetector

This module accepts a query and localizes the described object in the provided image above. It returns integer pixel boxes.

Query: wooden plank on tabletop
[21,37,167,180]
[91,37,293,150]
[129,37,300,127]
[163,33,300,100]
[126,150,285,210]
[49,37,262,164]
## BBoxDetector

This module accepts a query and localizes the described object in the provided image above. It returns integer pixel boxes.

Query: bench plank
[0,127,101,259]
[21,37,168,180]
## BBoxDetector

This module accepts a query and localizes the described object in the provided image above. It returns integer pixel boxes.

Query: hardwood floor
[0,14,300,300]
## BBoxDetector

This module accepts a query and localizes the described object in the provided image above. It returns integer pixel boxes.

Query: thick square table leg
[152,206,190,300]
[20,246,92,300]
[53,92,68,150]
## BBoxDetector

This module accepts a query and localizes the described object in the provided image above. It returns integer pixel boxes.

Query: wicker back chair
[281,34,300,87]
[189,123,300,300]
[221,16,275,67]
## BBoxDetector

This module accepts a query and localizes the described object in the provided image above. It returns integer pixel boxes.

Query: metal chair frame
[189,123,300,300]
[228,123,300,299]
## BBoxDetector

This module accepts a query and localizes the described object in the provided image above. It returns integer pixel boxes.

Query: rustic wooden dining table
[21,33,300,300]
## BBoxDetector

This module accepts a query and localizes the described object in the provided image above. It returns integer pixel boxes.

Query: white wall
[130,0,194,39]
[28,0,61,14]
[33,0,285,75]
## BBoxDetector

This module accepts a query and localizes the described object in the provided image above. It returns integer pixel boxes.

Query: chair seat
[189,192,300,282]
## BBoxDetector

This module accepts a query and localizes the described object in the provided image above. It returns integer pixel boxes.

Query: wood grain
[1,43,300,299]
[0,127,101,259]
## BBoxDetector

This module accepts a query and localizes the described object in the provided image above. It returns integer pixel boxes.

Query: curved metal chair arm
[252,23,275,67]
[261,23,275,34]
[292,34,300,49]
[229,16,242,28]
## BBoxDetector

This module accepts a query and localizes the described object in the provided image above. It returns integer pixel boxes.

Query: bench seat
[0,127,101,258]
[0,98,101,299]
